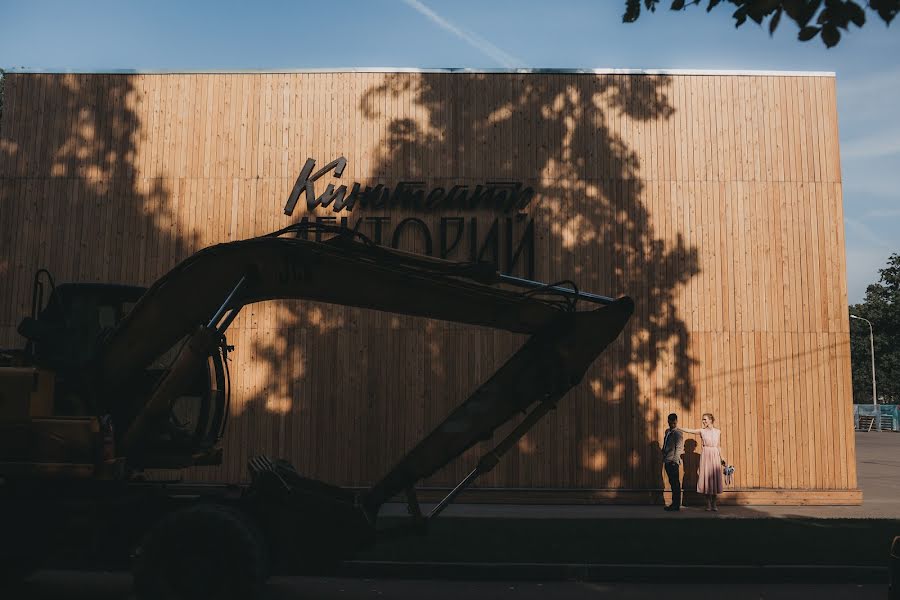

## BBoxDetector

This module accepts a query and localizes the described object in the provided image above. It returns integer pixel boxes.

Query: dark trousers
[664,462,681,508]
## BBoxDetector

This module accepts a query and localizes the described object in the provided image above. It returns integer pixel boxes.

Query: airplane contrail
[402,0,522,68]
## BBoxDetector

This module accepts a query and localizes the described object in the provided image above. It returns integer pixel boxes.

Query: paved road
[855,430,900,516]
[10,572,889,600]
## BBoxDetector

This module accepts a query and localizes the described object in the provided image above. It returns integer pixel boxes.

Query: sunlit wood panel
[0,71,859,504]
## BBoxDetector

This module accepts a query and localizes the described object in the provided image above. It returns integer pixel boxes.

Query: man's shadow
[648,441,664,505]
[681,439,700,506]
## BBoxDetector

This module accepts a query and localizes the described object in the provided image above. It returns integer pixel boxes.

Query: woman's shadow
[681,439,700,506]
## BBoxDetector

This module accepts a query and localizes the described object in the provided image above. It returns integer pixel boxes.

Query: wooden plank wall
[0,72,859,503]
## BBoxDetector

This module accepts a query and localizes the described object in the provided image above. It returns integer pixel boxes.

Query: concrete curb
[339,561,889,584]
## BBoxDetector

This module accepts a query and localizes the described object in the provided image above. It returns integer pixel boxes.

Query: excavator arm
[363,299,632,517]
[83,223,632,516]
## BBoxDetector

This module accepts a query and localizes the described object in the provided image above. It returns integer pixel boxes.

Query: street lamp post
[850,314,879,432]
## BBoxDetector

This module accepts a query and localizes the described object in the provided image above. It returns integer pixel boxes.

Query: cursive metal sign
[284,157,536,216]
[284,156,536,278]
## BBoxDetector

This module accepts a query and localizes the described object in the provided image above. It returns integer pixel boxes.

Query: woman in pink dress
[679,413,726,511]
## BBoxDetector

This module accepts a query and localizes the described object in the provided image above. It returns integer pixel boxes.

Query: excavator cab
[15,277,147,414]
[1,272,230,477]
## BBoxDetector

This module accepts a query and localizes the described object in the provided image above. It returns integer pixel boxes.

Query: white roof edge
[1,67,836,77]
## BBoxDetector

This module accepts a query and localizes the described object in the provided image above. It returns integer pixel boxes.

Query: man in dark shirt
[661,412,684,511]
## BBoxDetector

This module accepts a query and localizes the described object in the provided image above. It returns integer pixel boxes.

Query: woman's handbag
[723,464,735,486]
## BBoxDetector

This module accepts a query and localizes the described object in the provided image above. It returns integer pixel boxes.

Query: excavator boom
[87,224,632,497]
[7,222,632,516]
[95,227,569,404]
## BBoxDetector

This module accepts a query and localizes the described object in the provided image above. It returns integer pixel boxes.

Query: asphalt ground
[854,431,900,518]
[11,431,900,597]
[351,517,897,568]
[7,572,889,600]
[338,432,900,578]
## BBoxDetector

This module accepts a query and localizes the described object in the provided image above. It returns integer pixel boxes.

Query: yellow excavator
[0,222,633,599]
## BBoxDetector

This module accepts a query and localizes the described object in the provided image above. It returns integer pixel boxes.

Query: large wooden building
[0,68,860,505]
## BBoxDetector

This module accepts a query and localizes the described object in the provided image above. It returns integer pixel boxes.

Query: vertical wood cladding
[0,71,858,502]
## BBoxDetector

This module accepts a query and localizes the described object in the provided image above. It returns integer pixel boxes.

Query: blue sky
[1,0,897,303]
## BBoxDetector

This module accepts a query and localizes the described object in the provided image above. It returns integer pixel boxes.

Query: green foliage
[623,0,899,47]
[849,253,900,405]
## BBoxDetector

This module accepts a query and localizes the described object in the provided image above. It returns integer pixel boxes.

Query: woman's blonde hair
[702,412,716,424]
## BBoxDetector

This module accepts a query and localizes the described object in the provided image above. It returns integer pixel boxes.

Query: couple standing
[661,412,726,512]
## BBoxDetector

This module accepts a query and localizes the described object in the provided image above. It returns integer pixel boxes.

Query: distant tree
[849,253,900,405]
[623,0,899,47]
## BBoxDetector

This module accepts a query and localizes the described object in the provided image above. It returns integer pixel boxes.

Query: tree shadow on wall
[0,74,195,347]
[0,72,701,500]
[238,73,700,496]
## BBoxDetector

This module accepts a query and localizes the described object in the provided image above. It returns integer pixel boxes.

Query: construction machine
[0,222,633,599]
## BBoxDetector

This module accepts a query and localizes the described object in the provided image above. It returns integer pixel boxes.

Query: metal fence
[854,404,900,432]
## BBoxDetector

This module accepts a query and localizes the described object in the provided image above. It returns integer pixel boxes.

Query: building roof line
[1,67,837,77]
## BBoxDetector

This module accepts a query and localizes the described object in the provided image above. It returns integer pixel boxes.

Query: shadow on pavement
[11,572,889,600]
